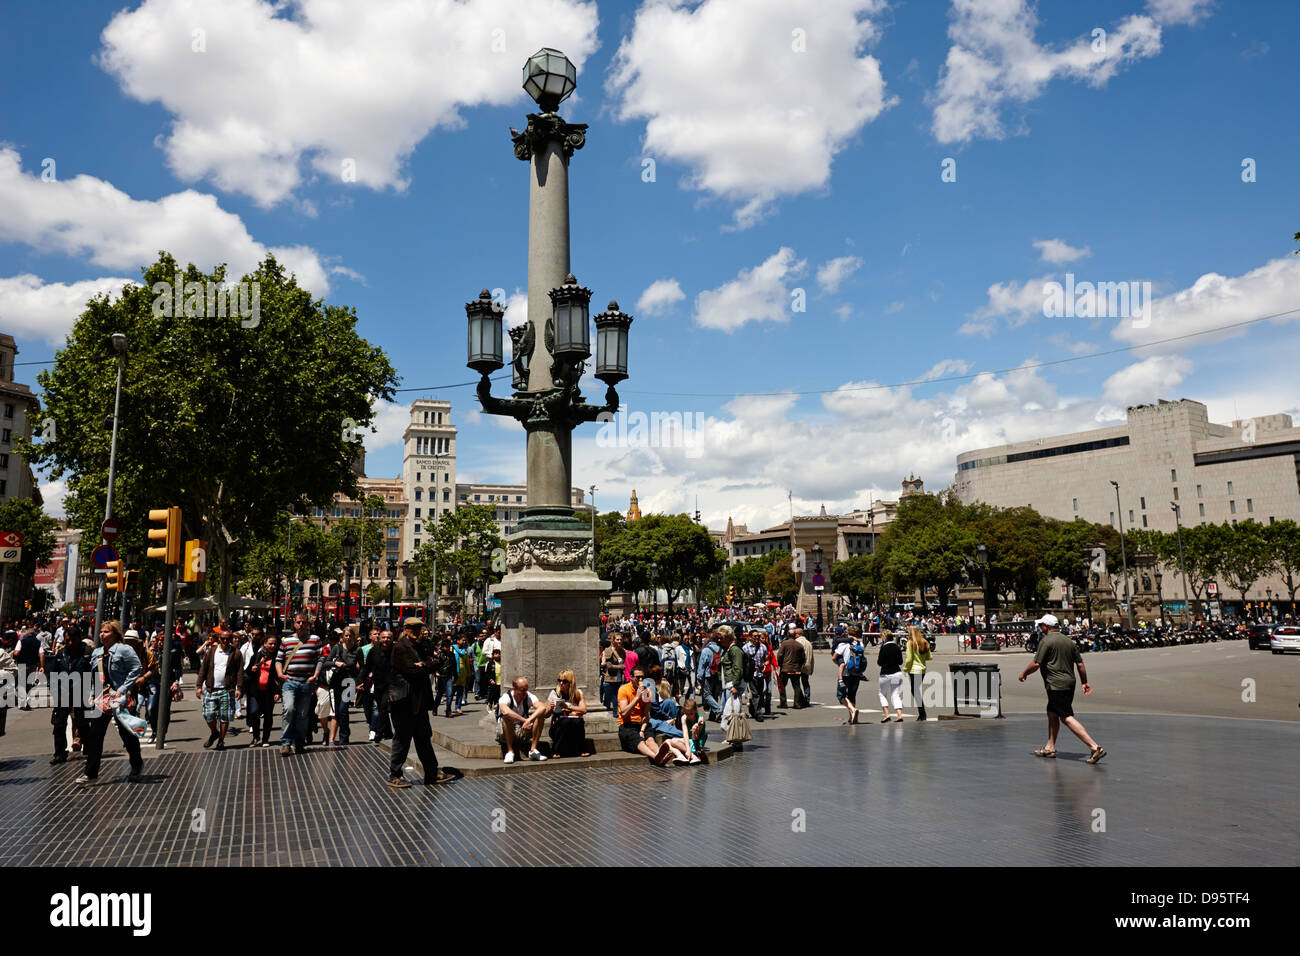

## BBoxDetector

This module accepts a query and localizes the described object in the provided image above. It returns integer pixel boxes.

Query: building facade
[0,333,42,505]
[952,398,1300,601]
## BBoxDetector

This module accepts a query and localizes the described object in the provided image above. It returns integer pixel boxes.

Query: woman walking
[904,625,932,721]
[877,631,905,722]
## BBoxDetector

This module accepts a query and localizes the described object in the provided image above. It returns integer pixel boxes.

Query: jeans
[600,681,620,711]
[83,708,142,778]
[747,676,768,717]
[454,682,467,711]
[778,672,807,707]
[332,685,351,742]
[253,686,278,742]
[370,689,393,739]
[699,675,723,717]
[800,673,811,704]
[433,676,455,715]
[279,679,312,749]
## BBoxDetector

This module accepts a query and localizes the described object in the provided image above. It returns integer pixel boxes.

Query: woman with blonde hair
[546,669,589,758]
[904,625,933,721]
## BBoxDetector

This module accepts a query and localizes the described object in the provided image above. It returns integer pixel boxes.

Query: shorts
[202,689,235,723]
[618,722,646,754]
[1046,688,1075,719]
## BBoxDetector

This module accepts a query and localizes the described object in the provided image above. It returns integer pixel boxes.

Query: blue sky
[2,0,1298,531]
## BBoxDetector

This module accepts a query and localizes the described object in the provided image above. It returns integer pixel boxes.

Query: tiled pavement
[0,713,1294,866]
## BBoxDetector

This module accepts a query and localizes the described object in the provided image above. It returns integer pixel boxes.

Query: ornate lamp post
[650,560,659,617]
[812,541,824,633]
[480,547,492,621]
[1171,502,1191,625]
[1154,570,1164,626]
[342,534,356,625]
[1111,481,1134,629]
[387,557,398,622]
[976,543,998,651]
[464,49,632,697]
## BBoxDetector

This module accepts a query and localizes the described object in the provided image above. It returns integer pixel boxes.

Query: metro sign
[0,532,22,548]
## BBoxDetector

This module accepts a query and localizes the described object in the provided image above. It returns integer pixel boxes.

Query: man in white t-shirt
[497,676,546,764]
[479,628,501,702]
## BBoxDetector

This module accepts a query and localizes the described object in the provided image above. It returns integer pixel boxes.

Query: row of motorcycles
[1065,623,1237,653]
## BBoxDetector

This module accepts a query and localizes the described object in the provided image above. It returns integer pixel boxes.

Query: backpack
[662,648,677,677]
[844,642,866,677]
[741,645,756,683]
[707,646,720,677]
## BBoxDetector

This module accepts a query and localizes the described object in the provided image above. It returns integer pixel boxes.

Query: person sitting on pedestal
[498,677,546,763]
[546,669,589,758]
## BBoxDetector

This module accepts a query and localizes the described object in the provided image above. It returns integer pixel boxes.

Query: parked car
[1247,624,1274,650]
[1269,625,1300,655]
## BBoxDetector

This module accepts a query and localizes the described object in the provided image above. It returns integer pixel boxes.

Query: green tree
[1264,519,1300,608]
[24,252,398,616]
[830,552,880,604]
[596,513,724,610]
[410,504,506,603]
[1220,521,1272,604]
[0,499,58,613]
[764,552,797,604]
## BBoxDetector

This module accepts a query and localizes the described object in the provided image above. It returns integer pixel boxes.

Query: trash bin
[947,661,1003,718]
[978,632,1001,651]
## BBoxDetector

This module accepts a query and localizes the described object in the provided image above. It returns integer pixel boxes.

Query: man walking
[776,626,806,709]
[46,623,91,764]
[276,613,324,756]
[1018,614,1106,763]
[78,621,144,785]
[386,618,448,788]
[795,626,814,706]
[197,628,244,750]
[696,631,724,721]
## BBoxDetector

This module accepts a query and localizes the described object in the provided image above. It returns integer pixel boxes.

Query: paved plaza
[0,708,1293,867]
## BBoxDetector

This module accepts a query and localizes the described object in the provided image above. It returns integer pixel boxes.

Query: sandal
[1087,746,1107,764]
[1034,748,1057,757]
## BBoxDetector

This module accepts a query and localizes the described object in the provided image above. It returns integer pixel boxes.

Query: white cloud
[816,256,863,293]
[0,274,136,346]
[1146,0,1214,26]
[39,479,68,519]
[931,0,1167,144]
[693,247,806,332]
[1103,355,1193,405]
[1034,238,1090,263]
[0,148,330,295]
[920,358,970,381]
[968,273,1055,327]
[1048,332,1100,356]
[363,399,415,455]
[834,304,853,320]
[884,300,904,314]
[98,0,600,206]
[608,0,894,228]
[636,278,685,316]
[1112,255,1300,347]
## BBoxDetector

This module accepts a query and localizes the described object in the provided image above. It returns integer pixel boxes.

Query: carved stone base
[490,528,611,698]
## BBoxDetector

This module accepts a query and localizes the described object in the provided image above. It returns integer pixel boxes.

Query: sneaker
[144,731,155,743]
[75,774,97,785]
[528,749,547,762]
[503,751,516,764]
[387,777,411,789]
[673,754,690,764]
[368,730,377,741]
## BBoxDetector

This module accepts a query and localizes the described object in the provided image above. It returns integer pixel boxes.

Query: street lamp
[342,534,356,625]
[387,557,398,623]
[589,484,597,571]
[1154,570,1164,626]
[273,556,284,635]
[1265,587,1272,622]
[1111,480,1134,629]
[812,541,824,633]
[522,47,577,113]
[480,547,492,621]
[1082,552,1094,628]
[650,560,659,616]
[1170,502,1191,625]
[93,332,128,638]
[976,543,998,651]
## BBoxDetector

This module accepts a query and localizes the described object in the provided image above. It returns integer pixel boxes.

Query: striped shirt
[277,634,324,681]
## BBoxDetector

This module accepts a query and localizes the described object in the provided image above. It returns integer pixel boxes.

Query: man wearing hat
[386,617,451,788]
[1018,614,1106,763]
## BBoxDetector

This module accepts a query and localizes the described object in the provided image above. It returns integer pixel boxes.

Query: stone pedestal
[605,590,637,619]
[490,528,610,702]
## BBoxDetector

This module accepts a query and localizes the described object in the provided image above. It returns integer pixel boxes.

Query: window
[415,473,421,482]
[516,495,522,503]
[505,526,511,535]
[1072,498,1078,511]
[443,473,449,483]
[1129,510,1134,523]
[1110,512,1114,525]
[1173,487,1179,500]
[414,539,420,548]
[1196,485,1202,498]
[0,454,7,469]
[1139,497,1146,510]
[443,490,450,502]
[0,479,5,495]
[1171,468,1177,482]
[428,489,435,501]
[1247,499,1253,513]
[414,488,422,501]
[1142,515,1148,527]
[414,523,421,534]
[2,403,11,419]
[1227,481,1234,495]
[0,429,9,444]
[387,527,398,537]
[474,494,481,501]
[1198,503,1205,517]
[1229,500,1236,514]
[414,507,421,518]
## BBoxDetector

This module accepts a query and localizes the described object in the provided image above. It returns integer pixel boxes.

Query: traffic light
[105,559,127,593]
[125,569,138,592]
[727,586,736,605]
[147,507,182,564]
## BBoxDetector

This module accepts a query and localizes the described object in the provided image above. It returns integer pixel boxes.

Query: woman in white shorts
[876,632,905,722]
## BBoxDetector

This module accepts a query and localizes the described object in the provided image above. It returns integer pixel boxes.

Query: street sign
[0,547,21,563]
[0,532,21,548]
[101,518,119,542]
[811,573,825,588]
[1206,581,1218,597]
[91,544,120,571]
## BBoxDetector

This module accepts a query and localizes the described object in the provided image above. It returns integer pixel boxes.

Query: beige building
[0,333,42,506]
[455,482,589,537]
[952,398,1300,602]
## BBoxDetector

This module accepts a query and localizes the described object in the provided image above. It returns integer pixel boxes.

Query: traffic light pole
[154,566,178,750]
